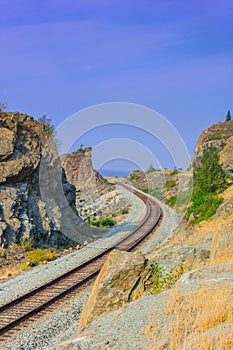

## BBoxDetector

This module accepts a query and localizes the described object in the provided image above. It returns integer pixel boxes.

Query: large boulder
[78,249,147,332]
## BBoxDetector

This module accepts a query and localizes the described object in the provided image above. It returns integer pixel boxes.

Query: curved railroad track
[0,184,162,340]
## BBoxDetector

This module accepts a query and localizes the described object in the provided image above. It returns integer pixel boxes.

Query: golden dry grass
[146,285,233,350]
[222,184,233,200]
[0,264,24,280]
[0,249,58,281]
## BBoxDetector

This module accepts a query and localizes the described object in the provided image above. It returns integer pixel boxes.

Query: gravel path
[0,185,180,350]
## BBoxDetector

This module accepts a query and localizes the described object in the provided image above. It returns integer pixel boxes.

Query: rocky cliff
[62,148,128,221]
[193,120,233,169]
[0,112,88,248]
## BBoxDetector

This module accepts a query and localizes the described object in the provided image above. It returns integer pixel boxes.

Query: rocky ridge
[193,119,233,168]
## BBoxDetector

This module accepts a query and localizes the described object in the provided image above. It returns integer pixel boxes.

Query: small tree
[193,147,227,194]
[225,110,231,122]
[38,114,55,136]
[0,102,8,112]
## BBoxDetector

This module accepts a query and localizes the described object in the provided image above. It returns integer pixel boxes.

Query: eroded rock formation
[62,148,129,221]
[0,112,91,248]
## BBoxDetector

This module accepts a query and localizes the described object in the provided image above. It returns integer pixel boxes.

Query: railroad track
[0,184,162,340]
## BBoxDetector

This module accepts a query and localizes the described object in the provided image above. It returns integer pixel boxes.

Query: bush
[25,249,57,267]
[87,217,116,227]
[186,191,223,224]
[166,196,177,206]
[146,165,156,173]
[99,217,116,227]
[121,208,129,215]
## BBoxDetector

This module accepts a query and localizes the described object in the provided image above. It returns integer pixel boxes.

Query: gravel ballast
[0,185,179,350]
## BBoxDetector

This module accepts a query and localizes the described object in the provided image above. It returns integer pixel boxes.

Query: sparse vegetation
[121,208,129,215]
[165,196,177,206]
[24,249,57,267]
[129,172,141,181]
[148,258,186,294]
[171,168,179,175]
[166,179,176,191]
[142,188,164,200]
[38,114,55,136]
[87,217,116,227]
[146,164,156,173]
[19,238,33,251]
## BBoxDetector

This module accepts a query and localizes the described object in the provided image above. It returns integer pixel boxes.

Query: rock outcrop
[0,112,91,248]
[193,120,233,168]
[62,147,111,194]
[78,249,147,332]
[63,148,129,221]
[128,169,192,210]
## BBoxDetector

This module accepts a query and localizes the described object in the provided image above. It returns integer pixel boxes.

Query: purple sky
[1,0,233,172]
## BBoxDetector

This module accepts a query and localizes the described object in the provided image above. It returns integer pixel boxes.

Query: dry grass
[0,249,58,281]
[146,285,233,350]
[25,249,57,266]
[0,264,24,280]
[222,184,233,200]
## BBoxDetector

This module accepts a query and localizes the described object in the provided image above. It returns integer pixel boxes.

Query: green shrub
[99,217,116,227]
[193,147,227,194]
[166,196,177,206]
[186,191,223,224]
[121,208,129,215]
[19,238,33,251]
[171,169,179,175]
[146,165,156,173]
[129,173,140,181]
[87,217,116,227]
[26,249,57,267]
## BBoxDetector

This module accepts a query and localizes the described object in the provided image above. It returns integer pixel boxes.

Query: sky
[1,0,233,174]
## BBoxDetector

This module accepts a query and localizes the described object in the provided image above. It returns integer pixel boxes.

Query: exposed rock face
[220,135,233,169]
[62,147,111,194]
[63,148,129,221]
[78,249,147,332]
[193,120,233,168]
[0,112,85,248]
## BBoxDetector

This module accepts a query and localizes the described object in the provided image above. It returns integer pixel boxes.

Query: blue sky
[1,0,233,173]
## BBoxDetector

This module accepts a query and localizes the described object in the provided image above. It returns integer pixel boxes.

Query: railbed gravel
[0,186,180,350]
